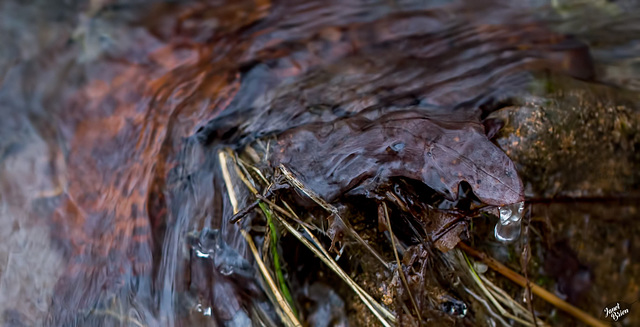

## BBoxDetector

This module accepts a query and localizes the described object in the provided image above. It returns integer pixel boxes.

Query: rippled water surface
[1,0,639,326]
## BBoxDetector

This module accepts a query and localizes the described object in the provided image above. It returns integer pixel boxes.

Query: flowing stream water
[1,0,639,326]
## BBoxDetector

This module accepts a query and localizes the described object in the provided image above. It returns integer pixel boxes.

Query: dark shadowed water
[1,0,639,326]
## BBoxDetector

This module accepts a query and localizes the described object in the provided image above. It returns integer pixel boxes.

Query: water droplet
[495,201,525,243]
[195,304,213,316]
[194,249,210,258]
[390,142,405,151]
[474,262,488,274]
[219,265,234,276]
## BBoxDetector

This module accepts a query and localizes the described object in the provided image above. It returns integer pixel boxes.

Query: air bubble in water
[219,265,234,276]
[195,304,212,316]
[494,201,525,243]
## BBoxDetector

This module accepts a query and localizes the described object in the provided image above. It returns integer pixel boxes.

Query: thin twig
[230,199,261,223]
[273,211,395,326]
[522,207,539,327]
[382,202,422,322]
[278,164,389,268]
[256,195,317,233]
[230,152,395,327]
[239,156,269,185]
[278,164,334,212]
[230,150,395,326]
[458,243,609,327]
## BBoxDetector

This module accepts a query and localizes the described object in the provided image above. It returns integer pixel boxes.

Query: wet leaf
[271,110,524,207]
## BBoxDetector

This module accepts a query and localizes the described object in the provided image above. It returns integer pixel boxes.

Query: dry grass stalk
[221,149,395,327]
[89,309,146,327]
[382,202,422,322]
[226,149,396,326]
[219,150,301,327]
[459,242,608,327]
[278,164,389,268]
[273,211,395,327]
[464,252,538,326]
[241,229,302,327]
[87,298,146,327]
